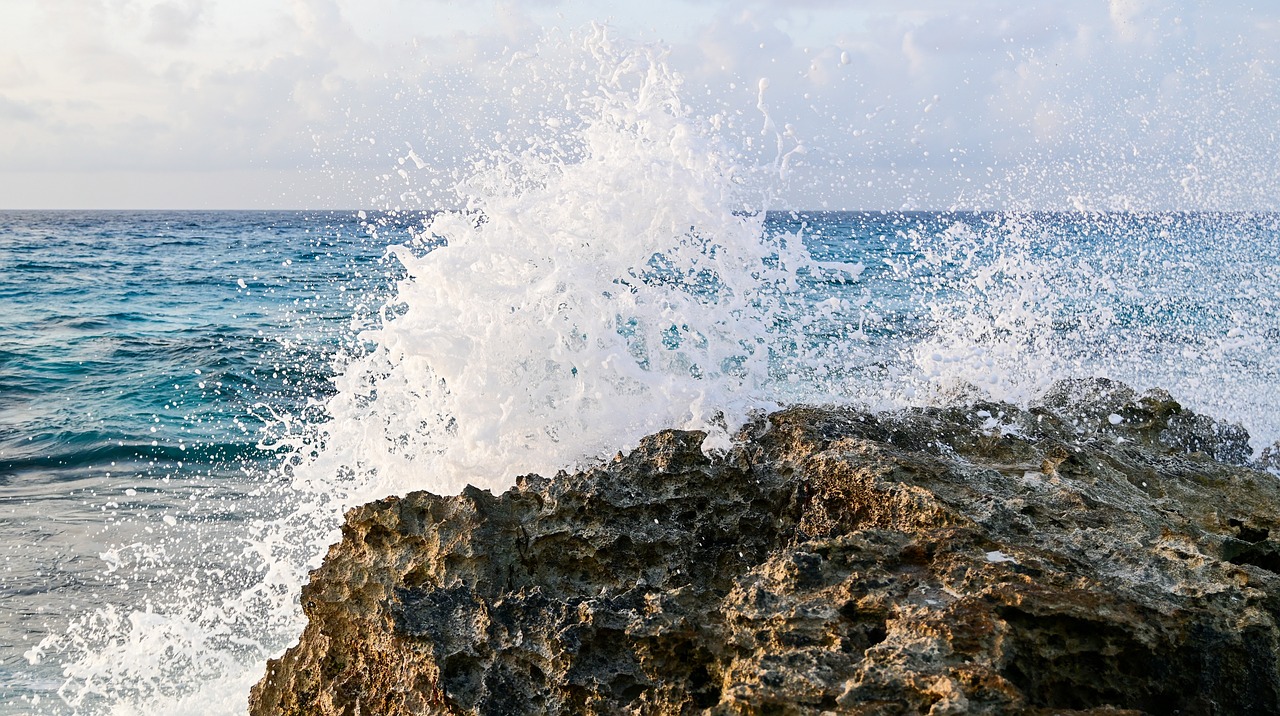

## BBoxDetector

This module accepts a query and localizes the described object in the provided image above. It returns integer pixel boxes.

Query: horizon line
[1,208,1275,215]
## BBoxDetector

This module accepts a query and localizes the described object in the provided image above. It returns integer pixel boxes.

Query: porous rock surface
[250,379,1280,715]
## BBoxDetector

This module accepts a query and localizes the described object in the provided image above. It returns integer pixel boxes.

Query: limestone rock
[251,379,1280,715]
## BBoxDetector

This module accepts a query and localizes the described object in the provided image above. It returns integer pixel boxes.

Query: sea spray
[905,213,1082,403]
[899,211,1280,447]
[308,27,815,500]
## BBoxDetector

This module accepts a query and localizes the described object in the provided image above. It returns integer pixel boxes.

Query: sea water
[0,211,404,711]
[3,28,1279,716]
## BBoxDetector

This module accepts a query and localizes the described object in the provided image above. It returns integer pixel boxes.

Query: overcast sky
[1,0,1277,210]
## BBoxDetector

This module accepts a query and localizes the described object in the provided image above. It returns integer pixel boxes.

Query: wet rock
[1033,377,1252,464]
[251,380,1280,715]
[1259,441,1280,471]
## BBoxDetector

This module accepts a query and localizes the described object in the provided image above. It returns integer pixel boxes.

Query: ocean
[2,208,1277,714]
[0,210,402,712]
[3,32,1280,716]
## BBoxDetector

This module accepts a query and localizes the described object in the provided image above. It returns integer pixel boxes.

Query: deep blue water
[1,210,1277,713]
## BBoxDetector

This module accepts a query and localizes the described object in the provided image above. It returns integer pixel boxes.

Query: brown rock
[251,379,1280,715]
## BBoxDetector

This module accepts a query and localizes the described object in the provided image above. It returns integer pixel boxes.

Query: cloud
[0,0,1277,209]
[145,0,206,45]
[0,95,40,122]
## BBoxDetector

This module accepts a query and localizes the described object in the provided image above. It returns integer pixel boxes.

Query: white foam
[312,26,809,501]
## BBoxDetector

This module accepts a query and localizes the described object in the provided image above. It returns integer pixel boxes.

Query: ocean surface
[0,210,402,712]
[1,208,1277,714]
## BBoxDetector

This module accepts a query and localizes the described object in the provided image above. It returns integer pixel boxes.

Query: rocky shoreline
[250,379,1280,715]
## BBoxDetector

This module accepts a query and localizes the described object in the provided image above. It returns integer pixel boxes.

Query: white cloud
[0,0,1276,209]
[146,0,207,45]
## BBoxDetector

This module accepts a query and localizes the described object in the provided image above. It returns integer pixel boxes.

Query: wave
[0,434,273,480]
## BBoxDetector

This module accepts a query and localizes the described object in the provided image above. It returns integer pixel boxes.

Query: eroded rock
[251,379,1280,715]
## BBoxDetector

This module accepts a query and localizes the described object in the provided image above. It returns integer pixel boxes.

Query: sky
[0,0,1277,210]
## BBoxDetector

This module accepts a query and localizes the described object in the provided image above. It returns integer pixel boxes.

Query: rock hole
[1224,540,1280,574]
[441,653,484,709]
[997,607,1179,713]
[837,601,888,655]
[689,662,719,708]
[1228,517,1270,543]
[609,674,645,704]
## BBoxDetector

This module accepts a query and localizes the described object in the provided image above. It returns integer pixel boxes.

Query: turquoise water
[0,211,410,471]
[2,209,1277,713]
[0,211,401,709]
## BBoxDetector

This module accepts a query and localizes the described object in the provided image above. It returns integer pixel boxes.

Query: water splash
[900,211,1280,448]
[312,27,812,500]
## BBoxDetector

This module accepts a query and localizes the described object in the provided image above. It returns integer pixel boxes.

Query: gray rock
[252,381,1280,715]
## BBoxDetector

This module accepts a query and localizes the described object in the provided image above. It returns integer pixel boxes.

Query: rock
[1032,377,1253,464]
[251,379,1280,715]
[1260,441,1280,471]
